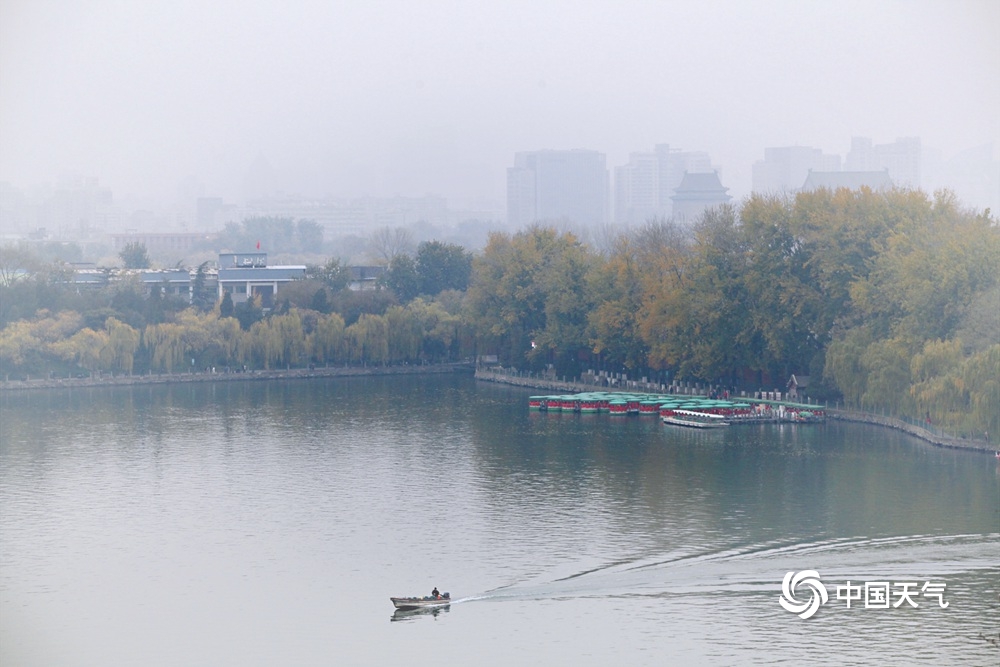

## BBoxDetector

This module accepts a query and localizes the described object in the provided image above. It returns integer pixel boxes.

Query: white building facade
[845,137,922,189]
[506,149,609,227]
[752,146,842,194]
[614,144,713,224]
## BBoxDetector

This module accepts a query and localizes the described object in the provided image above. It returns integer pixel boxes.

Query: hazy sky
[1,0,998,206]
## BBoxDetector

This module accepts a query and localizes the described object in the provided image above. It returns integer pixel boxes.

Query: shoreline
[2,363,992,454]
[474,369,996,454]
[0,362,475,392]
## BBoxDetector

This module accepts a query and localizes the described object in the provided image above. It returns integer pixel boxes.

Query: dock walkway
[475,368,994,454]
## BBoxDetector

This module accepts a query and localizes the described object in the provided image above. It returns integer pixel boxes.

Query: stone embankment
[0,363,474,392]
[825,410,994,452]
[475,369,995,454]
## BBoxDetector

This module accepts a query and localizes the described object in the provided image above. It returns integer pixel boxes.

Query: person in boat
[432,587,440,599]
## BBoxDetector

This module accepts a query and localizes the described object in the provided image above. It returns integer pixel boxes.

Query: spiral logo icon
[779,570,828,619]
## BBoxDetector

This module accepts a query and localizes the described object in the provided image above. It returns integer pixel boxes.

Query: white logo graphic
[779,570,828,619]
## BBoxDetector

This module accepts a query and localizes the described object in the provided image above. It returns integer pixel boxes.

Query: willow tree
[385,304,422,363]
[248,318,282,369]
[406,297,461,363]
[57,327,110,372]
[821,190,1000,432]
[143,322,186,372]
[246,312,305,369]
[308,312,346,365]
[104,317,140,374]
[273,311,306,368]
[215,314,246,368]
[345,313,389,365]
[0,311,86,374]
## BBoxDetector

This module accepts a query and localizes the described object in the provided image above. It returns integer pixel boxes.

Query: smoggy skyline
[2,0,998,209]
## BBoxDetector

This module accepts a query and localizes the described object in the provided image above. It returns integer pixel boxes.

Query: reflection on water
[1,375,998,666]
[390,605,451,623]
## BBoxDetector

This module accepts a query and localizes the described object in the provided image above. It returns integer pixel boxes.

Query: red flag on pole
[256,240,260,249]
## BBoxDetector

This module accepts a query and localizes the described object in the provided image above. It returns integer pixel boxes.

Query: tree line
[1,188,997,434]
[465,189,998,435]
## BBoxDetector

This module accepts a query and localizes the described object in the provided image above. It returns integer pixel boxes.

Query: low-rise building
[217,252,306,308]
[348,266,385,291]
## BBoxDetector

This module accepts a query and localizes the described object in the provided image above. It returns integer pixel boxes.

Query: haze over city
[2,6,999,662]
[2,0,999,221]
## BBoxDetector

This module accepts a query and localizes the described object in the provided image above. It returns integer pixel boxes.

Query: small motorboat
[391,592,451,610]
[661,409,729,429]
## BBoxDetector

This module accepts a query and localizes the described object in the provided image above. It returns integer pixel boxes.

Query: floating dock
[528,391,825,424]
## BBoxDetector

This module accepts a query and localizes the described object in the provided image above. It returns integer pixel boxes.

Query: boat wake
[461,533,999,604]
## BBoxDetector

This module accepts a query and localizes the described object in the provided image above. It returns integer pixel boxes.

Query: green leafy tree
[234,295,264,331]
[191,262,215,311]
[415,241,472,296]
[678,205,757,382]
[0,259,77,327]
[309,288,330,314]
[633,221,695,374]
[242,216,295,252]
[328,289,397,326]
[466,225,592,371]
[296,219,324,251]
[308,257,352,292]
[220,292,235,319]
[383,254,420,302]
[587,233,647,372]
[411,298,462,362]
[737,194,824,378]
[119,242,151,269]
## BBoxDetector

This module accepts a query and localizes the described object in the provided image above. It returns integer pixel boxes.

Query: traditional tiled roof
[671,171,731,201]
[787,374,810,388]
[800,170,893,192]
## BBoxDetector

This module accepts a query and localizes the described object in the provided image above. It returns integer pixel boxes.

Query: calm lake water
[1,374,997,666]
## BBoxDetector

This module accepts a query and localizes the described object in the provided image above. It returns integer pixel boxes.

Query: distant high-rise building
[614,152,660,224]
[241,194,460,237]
[845,137,921,189]
[507,149,609,226]
[924,143,1000,213]
[613,144,713,223]
[670,171,732,222]
[752,146,841,194]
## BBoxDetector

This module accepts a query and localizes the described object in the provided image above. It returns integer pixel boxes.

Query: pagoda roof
[671,171,731,201]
